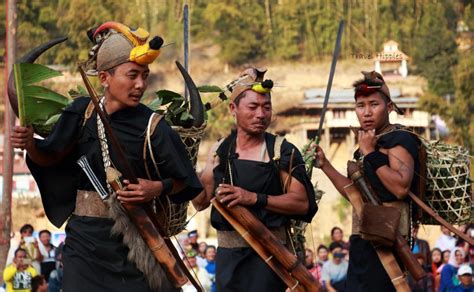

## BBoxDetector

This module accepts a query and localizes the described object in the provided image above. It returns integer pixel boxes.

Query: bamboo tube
[211,198,306,292]
[344,183,411,292]
[215,195,321,291]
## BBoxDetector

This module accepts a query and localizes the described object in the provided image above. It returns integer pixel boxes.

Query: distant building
[276,88,431,154]
[374,40,409,78]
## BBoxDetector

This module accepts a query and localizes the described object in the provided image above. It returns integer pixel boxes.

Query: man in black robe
[312,71,421,291]
[192,68,318,291]
[11,22,202,292]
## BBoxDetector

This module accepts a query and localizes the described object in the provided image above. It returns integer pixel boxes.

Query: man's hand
[217,184,257,208]
[11,126,35,151]
[117,178,162,203]
[358,129,376,155]
[307,141,328,169]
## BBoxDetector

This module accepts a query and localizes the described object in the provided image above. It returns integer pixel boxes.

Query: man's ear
[387,101,394,114]
[98,71,109,87]
[229,102,237,116]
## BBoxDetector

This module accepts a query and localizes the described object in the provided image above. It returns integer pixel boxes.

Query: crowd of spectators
[304,224,474,292]
[2,222,472,292]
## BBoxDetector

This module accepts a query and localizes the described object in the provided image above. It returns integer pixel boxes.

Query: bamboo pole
[1,0,17,278]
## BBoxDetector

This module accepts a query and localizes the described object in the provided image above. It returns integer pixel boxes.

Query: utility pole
[1,0,17,276]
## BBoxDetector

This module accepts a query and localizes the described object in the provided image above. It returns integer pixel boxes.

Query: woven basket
[421,141,473,225]
[157,123,207,236]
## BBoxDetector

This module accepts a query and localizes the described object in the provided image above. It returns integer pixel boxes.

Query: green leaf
[180,112,194,122]
[44,113,61,126]
[17,63,62,85]
[197,85,223,93]
[155,90,184,105]
[147,98,163,111]
[12,63,69,131]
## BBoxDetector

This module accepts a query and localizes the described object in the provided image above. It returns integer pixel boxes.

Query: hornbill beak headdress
[85,21,164,75]
[229,67,274,102]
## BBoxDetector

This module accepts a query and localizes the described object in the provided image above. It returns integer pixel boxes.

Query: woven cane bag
[144,113,206,237]
[420,140,473,225]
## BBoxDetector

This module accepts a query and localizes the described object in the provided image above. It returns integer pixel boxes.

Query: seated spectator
[431,247,443,291]
[435,226,456,252]
[3,248,38,292]
[31,275,48,292]
[47,243,63,292]
[330,227,349,249]
[188,230,199,252]
[321,242,348,292]
[37,230,56,281]
[304,248,322,284]
[407,254,433,292]
[204,245,217,292]
[454,265,473,292]
[317,244,329,266]
[439,247,466,291]
[411,225,431,266]
[196,241,208,268]
[182,250,212,292]
[442,249,451,266]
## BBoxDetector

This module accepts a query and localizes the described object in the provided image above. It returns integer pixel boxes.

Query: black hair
[331,227,343,237]
[317,244,328,253]
[205,245,216,254]
[14,248,27,257]
[20,224,34,234]
[39,230,51,237]
[328,241,343,252]
[31,275,46,292]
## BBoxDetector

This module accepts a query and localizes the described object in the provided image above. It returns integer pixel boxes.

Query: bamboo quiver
[214,194,321,292]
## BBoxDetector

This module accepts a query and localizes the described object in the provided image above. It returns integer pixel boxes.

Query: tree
[412,2,458,97]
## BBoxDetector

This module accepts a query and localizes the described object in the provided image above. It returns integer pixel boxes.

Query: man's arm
[217,170,308,216]
[314,145,352,199]
[358,130,415,199]
[3,264,17,282]
[372,146,414,199]
[11,126,73,167]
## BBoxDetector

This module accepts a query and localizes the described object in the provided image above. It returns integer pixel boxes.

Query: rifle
[78,65,202,291]
[347,161,426,282]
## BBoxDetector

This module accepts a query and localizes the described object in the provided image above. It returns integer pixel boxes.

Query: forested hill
[0,0,473,151]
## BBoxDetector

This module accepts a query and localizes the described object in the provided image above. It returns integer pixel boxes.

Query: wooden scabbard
[344,183,411,292]
[215,195,321,292]
[211,198,305,292]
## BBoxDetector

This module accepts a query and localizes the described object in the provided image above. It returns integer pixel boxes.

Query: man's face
[355,92,392,131]
[189,235,197,244]
[39,279,48,292]
[186,256,197,268]
[459,274,473,287]
[39,232,51,246]
[21,228,33,238]
[205,248,216,262]
[332,228,343,242]
[101,62,150,110]
[318,248,329,262]
[332,247,343,263]
[230,90,272,136]
[14,250,28,268]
